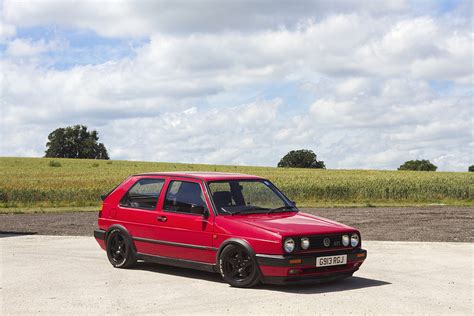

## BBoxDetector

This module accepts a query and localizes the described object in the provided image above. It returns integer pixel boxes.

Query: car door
[113,176,167,256]
[153,177,215,263]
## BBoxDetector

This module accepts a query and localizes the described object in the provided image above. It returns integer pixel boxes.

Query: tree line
[44,125,473,171]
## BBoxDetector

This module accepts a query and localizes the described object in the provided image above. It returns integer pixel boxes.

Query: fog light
[288,269,301,275]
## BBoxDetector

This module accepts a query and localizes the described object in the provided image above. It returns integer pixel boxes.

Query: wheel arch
[216,238,257,262]
[106,224,137,254]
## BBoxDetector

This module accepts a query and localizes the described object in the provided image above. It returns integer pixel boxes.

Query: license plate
[316,255,347,267]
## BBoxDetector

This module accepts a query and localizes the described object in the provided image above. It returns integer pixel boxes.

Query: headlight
[342,234,350,247]
[300,237,310,250]
[284,238,295,253]
[351,233,359,247]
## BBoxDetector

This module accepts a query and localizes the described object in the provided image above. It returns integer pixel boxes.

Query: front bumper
[256,248,367,285]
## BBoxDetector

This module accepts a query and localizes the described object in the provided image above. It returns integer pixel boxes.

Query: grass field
[0,157,472,212]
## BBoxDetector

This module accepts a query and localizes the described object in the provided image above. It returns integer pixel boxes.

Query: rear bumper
[94,229,106,240]
[256,248,367,285]
[94,229,106,250]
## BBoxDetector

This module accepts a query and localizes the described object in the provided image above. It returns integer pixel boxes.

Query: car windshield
[208,180,297,215]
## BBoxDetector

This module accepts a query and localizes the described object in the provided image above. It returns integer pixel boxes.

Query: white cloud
[5,38,64,56]
[410,33,474,83]
[95,98,285,165]
[0,21,15,41]
[335,77,373,96]
[3,0,410,38]
[376,17,439,61]
[0,5,15,42]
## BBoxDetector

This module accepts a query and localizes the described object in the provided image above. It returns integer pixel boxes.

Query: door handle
[157,216,167,222]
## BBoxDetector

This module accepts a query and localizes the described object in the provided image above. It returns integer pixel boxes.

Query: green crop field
[0,157,472,213]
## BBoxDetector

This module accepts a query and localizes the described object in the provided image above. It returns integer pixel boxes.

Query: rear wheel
[106,229,136,268]
[219,244,261,288]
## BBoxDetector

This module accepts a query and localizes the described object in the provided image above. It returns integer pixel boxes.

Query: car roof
[133,171,265,182]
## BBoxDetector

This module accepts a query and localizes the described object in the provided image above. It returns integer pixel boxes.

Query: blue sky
[0,0,472,171]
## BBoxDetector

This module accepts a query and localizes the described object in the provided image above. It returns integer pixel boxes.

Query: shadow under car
[130,261,390,293]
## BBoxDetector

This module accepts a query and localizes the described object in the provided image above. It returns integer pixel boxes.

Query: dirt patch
[0,212,97,237]
[302,206,473,242]
[0,206,472,242]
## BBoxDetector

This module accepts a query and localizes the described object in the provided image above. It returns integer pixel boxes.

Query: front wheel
[106,229,136,268]
[219,244,261,287]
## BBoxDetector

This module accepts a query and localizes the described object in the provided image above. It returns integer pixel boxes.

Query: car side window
[163,181,207,214]
[120,178,165,210]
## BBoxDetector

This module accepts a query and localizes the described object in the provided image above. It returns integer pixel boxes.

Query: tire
[219,244,261,288]
[106,229,137,268]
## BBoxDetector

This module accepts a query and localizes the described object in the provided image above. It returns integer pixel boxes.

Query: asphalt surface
[1,235,472,315]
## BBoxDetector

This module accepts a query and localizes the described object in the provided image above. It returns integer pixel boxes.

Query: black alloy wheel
[106,229,136,268]
[219,244,261,287]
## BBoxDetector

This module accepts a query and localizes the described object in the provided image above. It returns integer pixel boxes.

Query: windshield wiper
[231,206,269,215]
[267,205,296,214]
[219,207,233,215]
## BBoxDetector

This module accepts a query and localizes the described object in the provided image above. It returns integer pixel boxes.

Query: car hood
[230,211,355,236]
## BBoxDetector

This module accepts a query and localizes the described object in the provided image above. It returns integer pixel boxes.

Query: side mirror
[291,200,297,207]
[190,204,208,217]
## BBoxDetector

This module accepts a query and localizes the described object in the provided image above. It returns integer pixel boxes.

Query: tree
[278,149,325,169]
[45,125,109,159]
[469,165,474,172]
[398,160,437,171]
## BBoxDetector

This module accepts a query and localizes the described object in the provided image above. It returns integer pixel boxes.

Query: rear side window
[120,178,165,210]
[163,181,207,214]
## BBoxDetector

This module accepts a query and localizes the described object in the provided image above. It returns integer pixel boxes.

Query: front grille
[308,235,343,249]
[289,233,358,252]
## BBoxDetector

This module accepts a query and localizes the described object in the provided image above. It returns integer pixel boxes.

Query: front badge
[323,238,331,247]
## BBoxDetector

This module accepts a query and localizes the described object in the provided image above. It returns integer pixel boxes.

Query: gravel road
[0,206,472,242]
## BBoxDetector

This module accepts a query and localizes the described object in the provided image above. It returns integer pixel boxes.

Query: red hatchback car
[94,172,366,287]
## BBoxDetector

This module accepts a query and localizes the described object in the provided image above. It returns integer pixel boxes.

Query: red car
[94,172,366,287]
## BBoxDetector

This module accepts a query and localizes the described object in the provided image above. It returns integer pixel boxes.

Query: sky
[0,0,472,171]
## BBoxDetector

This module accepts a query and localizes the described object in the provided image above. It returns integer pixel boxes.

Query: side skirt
[137,253,217,273]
